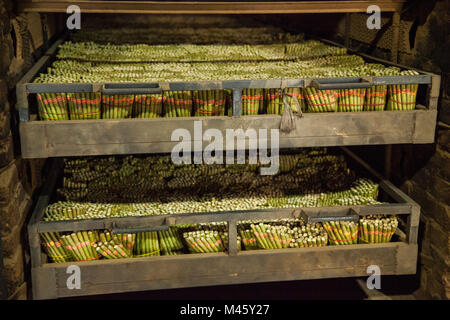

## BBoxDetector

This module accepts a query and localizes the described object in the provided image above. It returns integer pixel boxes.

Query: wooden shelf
[15,36,440,159]
[20,110,437,158]
[33,243,417,299]
[28,150,419,299]
[18,1,405,14]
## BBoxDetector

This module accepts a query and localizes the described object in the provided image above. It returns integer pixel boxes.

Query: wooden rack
[16,37,439,159]
[20,0,434,300]
[28,148,419,299]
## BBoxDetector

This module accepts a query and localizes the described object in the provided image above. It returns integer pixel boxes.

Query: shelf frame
[17,1,406,74]
[18,0,428,300]
[18,1,405,14]
[28,147,420,299]
[33,242,417,299]
[16,36,440,158]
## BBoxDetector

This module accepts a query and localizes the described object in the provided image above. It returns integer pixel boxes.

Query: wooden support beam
[18,1,406,14]
[30,242,416,299]
[345,12,351,48]
[391,11,400,63]
[19,110,437,158]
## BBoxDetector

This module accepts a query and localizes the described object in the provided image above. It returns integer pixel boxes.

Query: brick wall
[396,0,449,300]
[341,0,450,300]
[267,0,450,300]
[343,0,450,299]
[0,0,60,299]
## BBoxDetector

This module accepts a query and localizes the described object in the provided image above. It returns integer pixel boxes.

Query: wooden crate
[16,37,440,159]
[28,148,420,299]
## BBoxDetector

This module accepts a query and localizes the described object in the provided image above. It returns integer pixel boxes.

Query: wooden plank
[29,152,419,299]
[26,76,431,93]
[36,203,412,233]
[427,74,441,110]
[20,110,436,158]
[16,35,61,85]
[36,242,410,299]
[19,1,405,14]
[412,108,437,143]
[394,227,407,242]
[395,243,417,274]
[406,206,420,245]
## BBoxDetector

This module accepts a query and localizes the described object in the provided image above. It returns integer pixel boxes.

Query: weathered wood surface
[31,242,416,299]
[18,1,405,14]
[28,153,420,300]
[25,76,431,95]
[36,203,413,233]
[28,159,63,269]
[20,110,437,158]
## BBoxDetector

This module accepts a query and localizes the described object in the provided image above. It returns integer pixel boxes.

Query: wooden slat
[428,74,441,110]
[26,76,431,93]
[29,151,420,299]
[20,110,436,158]
[413,108,437,143]
[33,242,413,299]
[395,243,418,274]
[18,1,405,14]
[36,203,413,233]
[32,267,57,300]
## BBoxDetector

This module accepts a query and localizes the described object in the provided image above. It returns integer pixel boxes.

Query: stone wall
[402,130,450,299]
[0,0,61,299]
